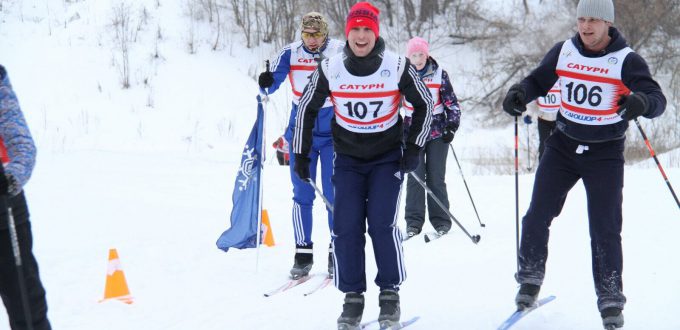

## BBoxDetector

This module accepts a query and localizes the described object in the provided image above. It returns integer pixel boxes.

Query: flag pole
[255,60,270,272]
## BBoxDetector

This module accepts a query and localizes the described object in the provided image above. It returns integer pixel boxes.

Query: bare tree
[110,1,134,88]
[230,0,253,48]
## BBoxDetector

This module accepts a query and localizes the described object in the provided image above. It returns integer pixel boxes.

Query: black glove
[400,145,421,174]
[258,71,274,89]
[523,115,533,125]
[617,92,648,121]
[502,84,527,116]
[441,128,454,144]
[0,173,8,196]
[294,154,311,180]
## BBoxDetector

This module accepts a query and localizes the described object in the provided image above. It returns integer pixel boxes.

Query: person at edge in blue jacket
[257,12,344,280]
[401,36,461,239]
[502,0,665,329]
[292,2,433,328]
[0,65,52,330]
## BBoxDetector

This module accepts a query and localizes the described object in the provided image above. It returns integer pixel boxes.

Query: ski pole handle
[265,60,270,73]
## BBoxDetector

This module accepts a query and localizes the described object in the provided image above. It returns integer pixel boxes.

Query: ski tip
[424,235,431,243]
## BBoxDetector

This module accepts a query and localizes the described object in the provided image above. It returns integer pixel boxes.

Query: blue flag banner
[216,96,265,252]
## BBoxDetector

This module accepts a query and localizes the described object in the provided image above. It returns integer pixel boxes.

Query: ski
[497,295,556,330]
[263,275,314,297]
[361,316,420,330]
[303,275,333,296]
[423,231,447,243]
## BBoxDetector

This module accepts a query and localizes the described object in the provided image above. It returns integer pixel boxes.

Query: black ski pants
[0,192,51,330]
[405,137,451,232]
[537,118,556,161]
[517,130,626,312]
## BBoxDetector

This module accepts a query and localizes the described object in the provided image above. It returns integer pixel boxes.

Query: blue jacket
[0,65,36,196]
[264,38,342,140]
[520,27,666,142]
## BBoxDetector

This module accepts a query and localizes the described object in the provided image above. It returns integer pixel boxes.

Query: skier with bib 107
[292,2,433,329]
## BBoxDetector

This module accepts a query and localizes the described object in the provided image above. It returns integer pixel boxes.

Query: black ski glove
[0,173,8,197]
[502,84,527,116]
[294,154,311,180]
[258,71,274,89]
[400,145,421,174]
[617,92,648,121]
[441,128,454,144]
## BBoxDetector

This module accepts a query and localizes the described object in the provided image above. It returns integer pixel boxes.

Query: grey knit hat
[577,0,615,22]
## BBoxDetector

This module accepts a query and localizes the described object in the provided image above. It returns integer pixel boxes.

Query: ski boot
[515,283,540,310]
[328,243,335,278]
[405,226,420,240]
[435,225,450,236]
[337,292,364,330]
[378,289,401,328]
[290,245,313,280]
[601,307,624,329]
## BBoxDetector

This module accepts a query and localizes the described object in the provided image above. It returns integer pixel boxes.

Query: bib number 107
[565,82,602,106]
[343,101,383,119]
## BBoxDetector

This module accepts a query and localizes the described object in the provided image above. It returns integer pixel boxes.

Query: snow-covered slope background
[0,0,678,329]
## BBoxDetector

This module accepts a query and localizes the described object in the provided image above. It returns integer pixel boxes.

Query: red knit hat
[345,2,380,39]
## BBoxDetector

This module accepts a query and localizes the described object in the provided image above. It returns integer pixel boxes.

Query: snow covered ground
[1,1,679,329]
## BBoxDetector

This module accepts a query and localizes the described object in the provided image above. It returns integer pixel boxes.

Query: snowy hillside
[1,1,679,329]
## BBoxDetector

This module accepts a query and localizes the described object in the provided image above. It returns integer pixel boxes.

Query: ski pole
[307,178,333,213]
[526,119,532,171]
[634,119,680,210]
[2,197,34,330]
[409,172,481,244]
[514,116,520,275]
[449,145,485,227]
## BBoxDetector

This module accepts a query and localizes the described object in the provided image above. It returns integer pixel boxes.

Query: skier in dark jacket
[401,36,461,238]
[0,65,51,330]
[292,2,432,329]
[502,0,666,328]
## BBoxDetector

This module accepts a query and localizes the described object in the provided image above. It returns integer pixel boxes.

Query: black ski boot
[601,307,624,329]
[378,289,401,328]
[328,243,335,278]
[405,226,420,239]
[515,283,540,310]
[290,245,313,279]
[435,225,450,235]
[337,292,364,330]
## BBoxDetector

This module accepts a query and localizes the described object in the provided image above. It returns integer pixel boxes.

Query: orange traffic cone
[99,248,133,304]
[261,209,275,247]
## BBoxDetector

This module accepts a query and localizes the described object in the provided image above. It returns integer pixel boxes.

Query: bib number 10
[565,82,602,106]
[343,101,383,119]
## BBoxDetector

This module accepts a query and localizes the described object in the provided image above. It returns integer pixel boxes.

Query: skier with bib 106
[257,12,344,280]
[502,0,666,328]
[292,2,433,329]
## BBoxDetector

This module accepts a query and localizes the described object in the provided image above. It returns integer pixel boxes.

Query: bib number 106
[343,101,383,119]
[565,82,602,106]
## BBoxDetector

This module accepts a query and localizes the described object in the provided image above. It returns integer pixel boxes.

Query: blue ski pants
[286,103,334,248]
[331,149,406,293]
